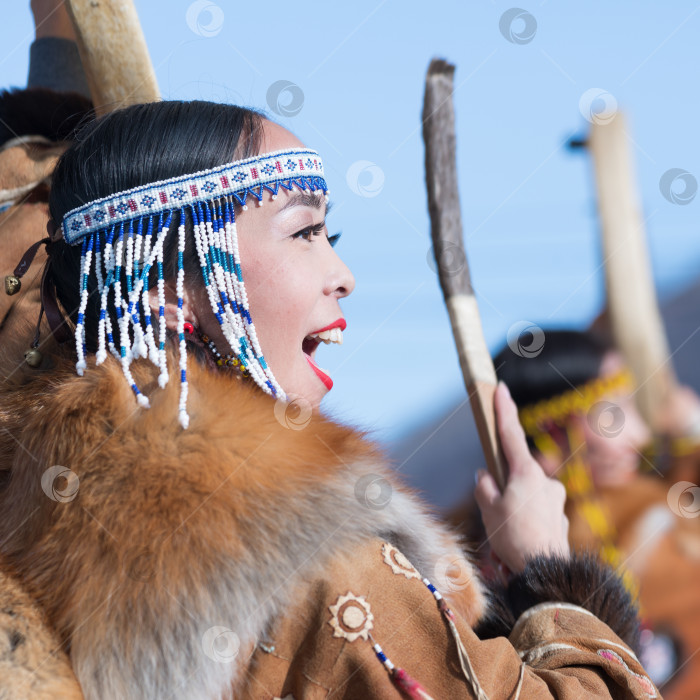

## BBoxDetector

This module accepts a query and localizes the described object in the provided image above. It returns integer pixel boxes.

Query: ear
[147,281,200,332]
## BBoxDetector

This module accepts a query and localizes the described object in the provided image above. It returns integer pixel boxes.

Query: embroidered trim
[0,134,52,153]
[518,642,580,663]
[381,542,421,580]
[366,554,488,700]
[61,148,326,242]
[511,601,595,641]
[597,649,657,697]
[328,592,374,643]
[0,180,48,207]
[593,637,640,663]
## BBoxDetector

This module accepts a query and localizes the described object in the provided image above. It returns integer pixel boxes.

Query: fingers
[474,469,500,510]
[551,477,567,506]
[494,382,532,476]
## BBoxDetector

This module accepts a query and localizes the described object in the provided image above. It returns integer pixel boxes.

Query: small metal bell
[24,348,43,368]
[4,275,20,296]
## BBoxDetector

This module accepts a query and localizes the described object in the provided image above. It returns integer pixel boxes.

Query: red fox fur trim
[0,338,484,699]
[0,560,83,699]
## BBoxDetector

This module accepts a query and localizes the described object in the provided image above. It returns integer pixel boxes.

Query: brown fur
[476,552,641,649]
[0,339,484,699]
[0,559,82,699]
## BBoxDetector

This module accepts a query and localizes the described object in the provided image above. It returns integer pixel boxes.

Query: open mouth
[302,335,321,358]
[302,320,346,391]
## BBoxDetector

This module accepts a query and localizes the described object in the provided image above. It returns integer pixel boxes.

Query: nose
[324,244,355,299]
[624,403,652,451]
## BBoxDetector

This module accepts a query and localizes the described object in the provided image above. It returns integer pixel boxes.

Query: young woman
[0,96,661,699]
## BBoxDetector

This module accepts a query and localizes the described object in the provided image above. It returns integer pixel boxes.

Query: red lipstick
[306,354,333,391]
[310,318,346,334]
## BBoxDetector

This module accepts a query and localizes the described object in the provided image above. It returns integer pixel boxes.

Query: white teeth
[308,328,343,345]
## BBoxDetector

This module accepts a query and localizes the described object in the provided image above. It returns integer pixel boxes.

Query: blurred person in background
[480,328,700,699]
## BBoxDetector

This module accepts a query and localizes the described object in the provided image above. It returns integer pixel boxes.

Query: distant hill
[389,277,700,513]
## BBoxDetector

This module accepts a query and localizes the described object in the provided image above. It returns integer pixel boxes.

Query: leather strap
[11,235,72,346]
[40,259,72,345]
[12,237,48,278]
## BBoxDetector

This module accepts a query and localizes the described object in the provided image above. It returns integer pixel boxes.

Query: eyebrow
[276,191,327,214]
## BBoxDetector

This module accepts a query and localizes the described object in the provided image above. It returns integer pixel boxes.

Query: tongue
[305,354,333,391]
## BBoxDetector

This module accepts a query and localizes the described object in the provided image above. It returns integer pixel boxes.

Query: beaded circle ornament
[59,147,328,428]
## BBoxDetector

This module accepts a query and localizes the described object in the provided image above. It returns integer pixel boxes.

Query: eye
[291,220,329,243]
[291,227,318,242]
[328,232,341,248]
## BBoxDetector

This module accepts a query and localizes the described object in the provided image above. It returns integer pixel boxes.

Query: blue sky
[3,1,700,443]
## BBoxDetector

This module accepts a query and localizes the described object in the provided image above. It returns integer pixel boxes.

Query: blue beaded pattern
[61,148,326,243]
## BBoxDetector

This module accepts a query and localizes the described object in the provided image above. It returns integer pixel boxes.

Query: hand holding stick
[475,383,570,572]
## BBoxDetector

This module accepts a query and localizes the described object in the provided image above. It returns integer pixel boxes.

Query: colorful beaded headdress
[59,147,328,428]
[518,368,635,442]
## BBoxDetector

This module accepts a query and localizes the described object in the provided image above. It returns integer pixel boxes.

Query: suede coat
[0,136,60,344]
[0,343,661,700]
[0,88,92,348]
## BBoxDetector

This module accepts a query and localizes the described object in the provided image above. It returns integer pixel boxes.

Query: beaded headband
[518,368,635,438]
[59,147,328,428]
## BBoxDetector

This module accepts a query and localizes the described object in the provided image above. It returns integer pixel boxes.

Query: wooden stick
[588,112,677,431]
[66,0,159,116]
[422,59,508,491]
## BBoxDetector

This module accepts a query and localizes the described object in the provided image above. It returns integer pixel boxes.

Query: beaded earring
[200,333,249,377]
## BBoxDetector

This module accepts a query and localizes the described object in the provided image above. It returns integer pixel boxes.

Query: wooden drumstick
[422,59,508,491]
[66,0,160,116]
[588,112,677,431]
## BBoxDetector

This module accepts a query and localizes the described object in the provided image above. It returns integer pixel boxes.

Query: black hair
[493,329,614,409]
[47,100,264,352]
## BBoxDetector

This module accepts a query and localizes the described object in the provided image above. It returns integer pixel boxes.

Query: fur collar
[0,344,484,699]
[0,88,93,148]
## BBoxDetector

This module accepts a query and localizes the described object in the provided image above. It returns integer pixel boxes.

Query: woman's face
[534,351,652,486]
[580,351,652,487]
[200,120,355,407]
